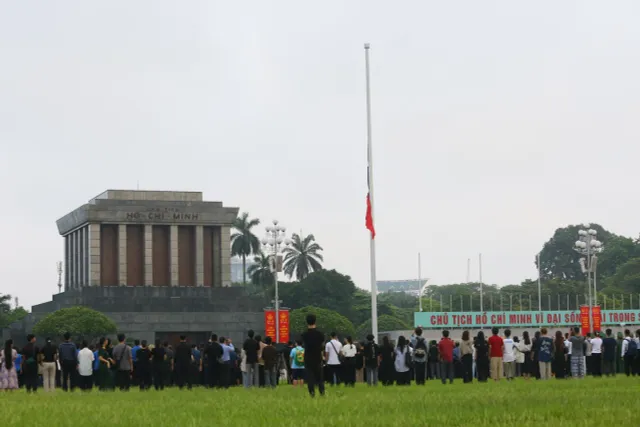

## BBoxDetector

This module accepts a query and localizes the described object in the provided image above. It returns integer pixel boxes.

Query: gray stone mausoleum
[3,190,266,345]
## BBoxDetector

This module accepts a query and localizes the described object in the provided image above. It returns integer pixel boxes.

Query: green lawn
[0,378,637,426]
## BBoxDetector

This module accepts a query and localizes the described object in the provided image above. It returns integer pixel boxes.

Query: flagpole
[418,253,423,312]
[537,253,542,311]
[365,43,378,340]
[479,253,483,312]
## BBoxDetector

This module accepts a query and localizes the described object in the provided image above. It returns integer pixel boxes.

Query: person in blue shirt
[290,340,305,387]
[537,328,554,380]
[14,350,22,388]
[190,344,201,386]
[131,340,140,386]
[92,345,100,388]
[218,337,233,389]
[228,344,238,386]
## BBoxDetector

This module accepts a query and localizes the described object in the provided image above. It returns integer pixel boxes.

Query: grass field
[0,377,637,426]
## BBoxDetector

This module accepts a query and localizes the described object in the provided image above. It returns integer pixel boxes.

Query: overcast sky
[2,1,640,309]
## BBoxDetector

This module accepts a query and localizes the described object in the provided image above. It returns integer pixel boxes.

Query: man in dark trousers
[174,335,192,389]
[242,330,259,388]
[112,334,133,391]
[136,340,152,390]
[58,332,78,392]
[21,334,40,393]
[201,334,222,388]
[302,313,325,397]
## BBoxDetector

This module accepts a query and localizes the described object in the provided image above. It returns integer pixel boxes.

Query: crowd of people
[1,315,639,394]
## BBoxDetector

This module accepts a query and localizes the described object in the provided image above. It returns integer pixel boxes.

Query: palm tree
[282,233,324,281]
[247,252,274,288]
[231,212,261,285]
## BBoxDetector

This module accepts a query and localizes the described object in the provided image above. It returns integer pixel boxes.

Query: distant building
[2,190,266,347]
[377,279,428,296]
[231,257,257,283]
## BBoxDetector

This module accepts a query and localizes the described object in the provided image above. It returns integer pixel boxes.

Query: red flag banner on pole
[278,310,290,344]
[365,193,375,239]
[264,310,276,342]
[592,305,602,333]
[579,305,590,336]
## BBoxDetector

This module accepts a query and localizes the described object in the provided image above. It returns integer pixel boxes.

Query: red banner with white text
[278,310,290,344]
[264,309,289,344]
[580,305,590,336]
[592,305,602,333]
[264,310,276,343]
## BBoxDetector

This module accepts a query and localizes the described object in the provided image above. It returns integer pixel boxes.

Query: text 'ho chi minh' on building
[56,190,237,288]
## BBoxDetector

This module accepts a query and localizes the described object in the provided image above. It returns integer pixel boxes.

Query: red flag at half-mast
[365,193,375,239]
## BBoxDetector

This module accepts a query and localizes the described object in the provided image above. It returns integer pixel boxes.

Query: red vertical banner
[264,310,276,342]
[278,310,290,344]
[592,305,602,333]
[580,305,590,336]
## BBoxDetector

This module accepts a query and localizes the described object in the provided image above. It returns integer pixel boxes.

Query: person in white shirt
[502,329,516,380]
[620,329,637,376]
[585,334,593,375]
[564,333,572,378]
[324,332,343,386]
[590,333,603,377]
[517,332,533,380]
[340,336,357,387]
[513,337,525,377]
[77,341,95,391]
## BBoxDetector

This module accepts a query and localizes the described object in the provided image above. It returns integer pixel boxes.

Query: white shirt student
[503,337,515,363]
[77,346,95,377]
[565,339,572,356]
[325,337,343,366]
[591,336,603,354]
[341,341,357,358]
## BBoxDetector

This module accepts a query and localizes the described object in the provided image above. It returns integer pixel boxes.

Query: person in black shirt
[59,332,78,392]
[301,313,325,397]
[136,340,152,391]
[201,334,222,388]
[242,330,259,388]
[363,335,380,385]
[174,335,192,390]
[602,328,618,377]
[21,334,39,393]
[151,339,166,390]
[41,338,58,392]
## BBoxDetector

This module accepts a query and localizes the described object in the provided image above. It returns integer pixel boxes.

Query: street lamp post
[261,220,291,344]
[573,224,603,335]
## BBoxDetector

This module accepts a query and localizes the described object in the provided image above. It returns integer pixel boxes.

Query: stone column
[170,225,179,286]
[212,227,221,287]
[75,230,81,288]
[70,231,77,289]
[88,224,101,286]
[220,226,231,287]
[118,224,127,286]
[64,235,70,291]
[84,226,89,286]
[144,225,153,286]
[195,225,204,287]
[78,227,84,287]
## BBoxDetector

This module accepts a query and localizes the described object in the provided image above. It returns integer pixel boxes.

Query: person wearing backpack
[411,327,428,385]
[460,330,474,383]
[363,334,380,386]
[621,329,637,377]
[289,339,305,387]
[635,330,640,376]
[112,334,133,391]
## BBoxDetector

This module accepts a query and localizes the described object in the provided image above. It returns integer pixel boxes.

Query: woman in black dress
[379,336,395,386]
[531,331,541,380]
[553,331,567,379]
[520,331,533,379]
[474,331,489,382]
